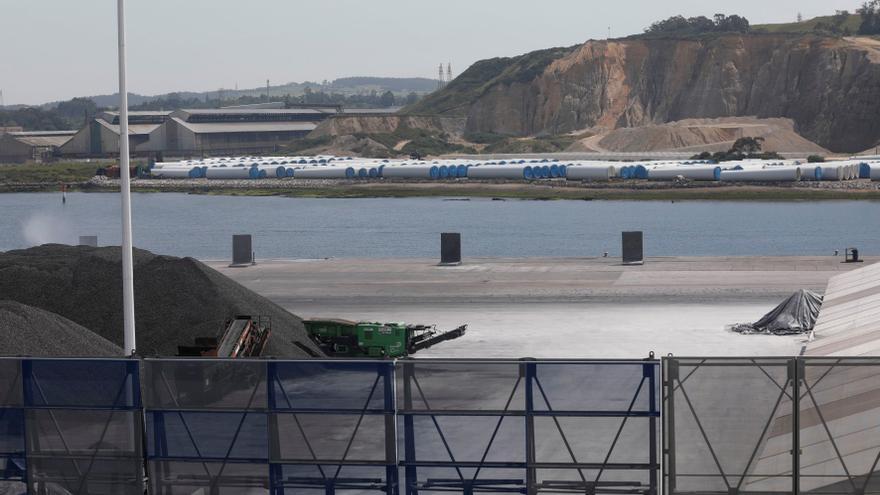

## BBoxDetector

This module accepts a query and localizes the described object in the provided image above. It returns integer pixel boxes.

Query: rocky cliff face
[409,34,880,152]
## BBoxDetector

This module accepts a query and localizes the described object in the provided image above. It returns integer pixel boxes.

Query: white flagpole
[117,0,137,356]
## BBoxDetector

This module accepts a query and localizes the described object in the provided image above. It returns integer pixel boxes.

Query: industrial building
[0,130,75,163]
[57,106,338,158]
[147,108,334,155]
[59,111,171,157]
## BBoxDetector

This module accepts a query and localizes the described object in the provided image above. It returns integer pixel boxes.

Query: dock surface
[205,256,876,358]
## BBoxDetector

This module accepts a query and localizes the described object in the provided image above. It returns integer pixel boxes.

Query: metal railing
[0,358,142,495]
[10,355,880,495]
[398,359,659,494]
[0,357,660,495]
[664,357,880,495]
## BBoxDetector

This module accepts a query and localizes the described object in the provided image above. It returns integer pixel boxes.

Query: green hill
[752,13,862,34]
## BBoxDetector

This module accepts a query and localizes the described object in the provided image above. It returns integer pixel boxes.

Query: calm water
[0,193,876,259]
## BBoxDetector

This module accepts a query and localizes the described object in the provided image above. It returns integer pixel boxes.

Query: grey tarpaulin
[731,289,824,335]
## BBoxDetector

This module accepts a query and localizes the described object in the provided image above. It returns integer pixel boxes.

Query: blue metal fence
[0,359,25,490]
[398,359,660,494]
[0,357,660,495]
[143,358,398,494]
[0,358,143,495]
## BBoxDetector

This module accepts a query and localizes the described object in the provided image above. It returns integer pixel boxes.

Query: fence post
[663,357,678,495]
[402,361,417,495]
[383,363,399,495]
[524,361,537,495]
[790,358,802,495]
[645,358,658,495]
[266,361,281,495]
[20,359,34,494]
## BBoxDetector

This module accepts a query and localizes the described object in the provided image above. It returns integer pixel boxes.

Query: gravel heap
[0,245,321,357]
[0,300,122,356]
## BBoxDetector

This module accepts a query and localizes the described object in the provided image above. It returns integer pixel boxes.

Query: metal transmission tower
[0,89,4,107]
[266,79,270,102]
[446,62,452,84]
[438,64,444,88]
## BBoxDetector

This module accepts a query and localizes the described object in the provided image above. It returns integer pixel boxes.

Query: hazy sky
[1,0,863,105]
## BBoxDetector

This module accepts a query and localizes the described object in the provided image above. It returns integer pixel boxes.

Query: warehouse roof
[341,107,403,114]
[7,132,75,147]
[8,130,77,136]
[171,117,316,134]
[100,110,174,117]
[95,119,162,136]
[807,261,880,355]
[176,108,331,117]
[99,111,172,125]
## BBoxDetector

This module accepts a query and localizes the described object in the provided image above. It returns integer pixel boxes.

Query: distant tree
[814,12,852,36]
[731,136,764,154]
[715,14,750,33]
[692,137,784,162]
[0,107,71,131]
[859,0,880,34]
[807,155,826,163]
[689,16,716,32]
[379,90,396,107]
[54,97,100,126]
[644,13,750,35]
[405,92,420,105]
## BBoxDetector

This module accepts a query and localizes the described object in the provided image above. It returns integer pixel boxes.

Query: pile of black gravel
[0,245,321,357]
[0,300,122,357]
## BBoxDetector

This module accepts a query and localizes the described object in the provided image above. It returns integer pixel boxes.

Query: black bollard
[231,234,254,267]
[78,236,98,247]
[622,231,644,265]
[440,233,462,265]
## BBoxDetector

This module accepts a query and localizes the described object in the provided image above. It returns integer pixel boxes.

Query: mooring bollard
[78,236,98,247]
[231,234,254,267]
[622,231,644,265]
[440,232,462,265]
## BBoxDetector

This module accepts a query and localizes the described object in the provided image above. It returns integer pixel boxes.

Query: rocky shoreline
[2,175,878,200]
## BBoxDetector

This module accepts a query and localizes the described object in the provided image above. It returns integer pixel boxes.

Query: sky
[0,0,864,105]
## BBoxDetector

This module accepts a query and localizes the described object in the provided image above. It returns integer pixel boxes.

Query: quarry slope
[408,34,880,153]
[567,117,830,153]
[0,245,321,357]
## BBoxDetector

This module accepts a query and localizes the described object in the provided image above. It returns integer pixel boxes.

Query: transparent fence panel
[147,460,269,494]
[0,360,25,490]
[269,361,397,494]
[27,410,141,457]
[20,358,143,495]
[533,361,659,494]
[144,358,270,494]
[28,457,143,495]
[800,358,880,495]
[24,359,139,408]
[664,357,796,495]
[397,360,527,494]
[146,411,269,461]
[0,360,22,408]
[143,359,267,410]
[398,359,659,495]
[145,359,397,495]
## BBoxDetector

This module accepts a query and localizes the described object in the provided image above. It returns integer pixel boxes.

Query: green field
[752,14,862,34]
[0,162,98,185]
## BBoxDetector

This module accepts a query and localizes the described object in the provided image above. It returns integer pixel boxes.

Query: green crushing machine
[303,318,466,358]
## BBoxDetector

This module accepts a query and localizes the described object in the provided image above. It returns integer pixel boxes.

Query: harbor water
[0,193,876,259]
